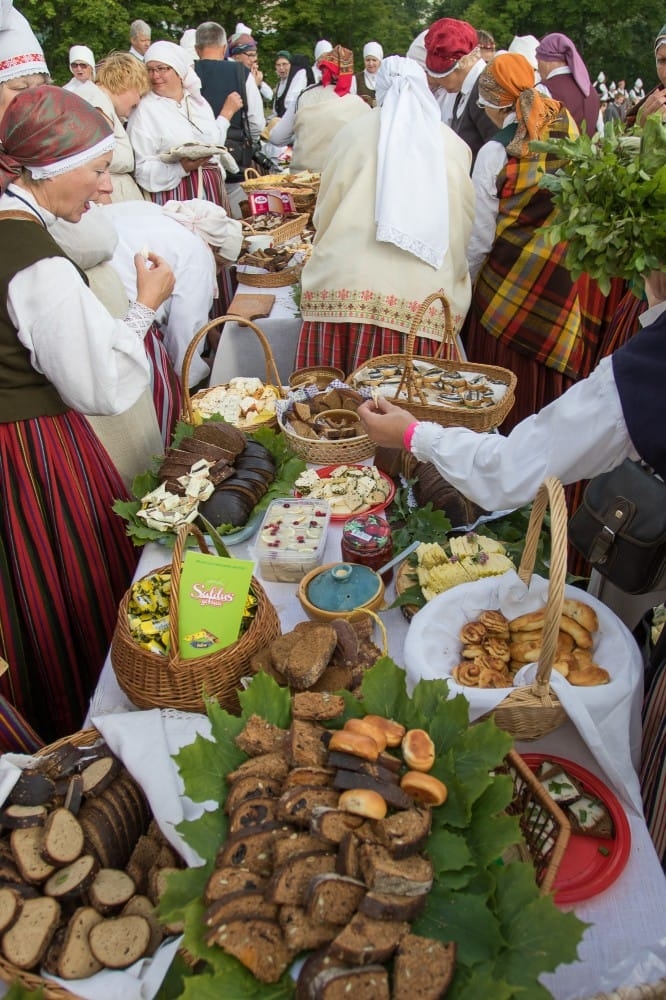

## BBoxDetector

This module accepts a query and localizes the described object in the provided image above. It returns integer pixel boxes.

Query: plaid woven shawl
[474,112,584,378]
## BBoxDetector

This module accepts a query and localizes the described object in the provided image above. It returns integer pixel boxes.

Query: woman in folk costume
[0,86,175,741]
[269,45,370,173]
[271,50,308,117]
[296,55,474,373]
[354,41,383,106]
[464,53,610,431]
[127,40,234,210]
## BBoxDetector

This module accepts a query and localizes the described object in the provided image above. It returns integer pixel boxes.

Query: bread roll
[329,730,380,762]
[459,621,486,644]
[568,665,610,686]
[401,730,435,772]
[558,615,593,649]
[509,610,545,633]
[562,598,599,633]
[400,772,448,807]
[478,610,510,638]
[343,718,387,752]
[338,788,387,820]
[362,715,406,748]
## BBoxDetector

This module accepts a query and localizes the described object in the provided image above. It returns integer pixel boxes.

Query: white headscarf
[362,41,383,91]
[144,40,206,105]
[375,55,449,269]
[0,5,48,82]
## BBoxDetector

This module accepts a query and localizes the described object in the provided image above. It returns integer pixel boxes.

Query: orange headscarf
[479,52,562,156]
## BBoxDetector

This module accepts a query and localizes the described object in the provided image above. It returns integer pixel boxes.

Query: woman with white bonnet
[0,4,49,118]
[312,39,332,83]
[63,44,95,90]
[354,41,383,106]
[127,39,239,209]
[296,55,474,372]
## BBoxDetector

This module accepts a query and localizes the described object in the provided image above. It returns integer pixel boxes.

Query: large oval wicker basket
[181,315,285,429]
[348,291,517,432]
[111,525,280,714]
[241,167,318,216]
[278,387,376,464]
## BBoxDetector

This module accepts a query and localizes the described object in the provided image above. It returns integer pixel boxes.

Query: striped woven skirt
[149,165,231,215]
[296,321,440,377]
[144,322,182,445]
[641,660,666,866]
[0,413,139,741]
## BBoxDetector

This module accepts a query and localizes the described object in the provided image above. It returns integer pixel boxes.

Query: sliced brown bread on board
[267,851,337,905]
[305,872,366,925]
[0,895,61,969]
[329,911,409,965]
[207,918,293,984]
[392,933,457,999]
[40,807,85,865]
[279,904,340,952]
[88,913,151,969]
[55,906,104,980]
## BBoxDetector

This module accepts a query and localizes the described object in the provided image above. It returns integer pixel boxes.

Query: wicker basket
[181,315,284,429]
[480,477,569,740]
[111,524,281,713]
[241,168,317,216]
[348,291,517,432]
[288,365,346,390]
[237,262,303,288]
[240,212,309,246]
[278,387,376,464]
[502,748,570,894]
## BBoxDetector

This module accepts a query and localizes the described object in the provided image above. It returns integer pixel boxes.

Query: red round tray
[522,753,631,905]
[295,465,395,522]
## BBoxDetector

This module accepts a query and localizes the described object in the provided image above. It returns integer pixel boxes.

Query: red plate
[522,754,631,905]
[295,465,396,522]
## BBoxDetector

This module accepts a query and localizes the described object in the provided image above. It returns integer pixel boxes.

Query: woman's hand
[180,155,213,173]
[134,252,175,311]
[358,396,418,448]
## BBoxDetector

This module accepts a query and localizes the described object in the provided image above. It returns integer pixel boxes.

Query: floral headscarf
[318,45,354,96]
[479,52,562,156]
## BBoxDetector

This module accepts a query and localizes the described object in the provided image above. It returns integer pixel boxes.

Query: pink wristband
[403,421,420,451]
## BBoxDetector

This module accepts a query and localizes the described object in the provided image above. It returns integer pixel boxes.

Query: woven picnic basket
[288,365,346,390]
[241,167,318,216]
[111,524,280,714]
[480,477,569,740]
[237,261,303,288]
[278,387,375,464]
[240,211,310,246]
[180,315,284,429]
[348,291,517,432]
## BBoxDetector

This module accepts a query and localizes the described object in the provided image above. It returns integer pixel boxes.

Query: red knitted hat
[425,18,478,75]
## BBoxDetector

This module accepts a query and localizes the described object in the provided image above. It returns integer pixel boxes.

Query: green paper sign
[178,551,254,660]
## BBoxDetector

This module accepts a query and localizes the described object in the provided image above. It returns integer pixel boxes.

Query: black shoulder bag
[224,63,254,179]
[568,459,666,594]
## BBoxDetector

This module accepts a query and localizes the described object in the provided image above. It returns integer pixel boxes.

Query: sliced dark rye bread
[215,824,295,877]
[326,751,401,782]
[283,625,338,691]
[267,851,337,906]
[226,751,290,785]
[292,691,346,722]
[121,894,165,956]
[78,798,127,869]
[290,719,331,768]
[126,834,162,895]
[234,715,290,757]
[329,617,359,664]
[308,961,390,999]
[372,806,432,859]
[204,865,267,905]
[41,924,66,977]
[204,890,279,935]
[7,770,56,808]
[10,826,55,883]
[191,421,246,455]
[88,913,151,969]
[55,905,104,979]
[332,770,413,811]
[284,766,335,789]
[208,918,293,983]
[80,755,121,797]
[0,885,23,933]
[309,662,354,693]
[272,831,332,869]
[0,804,47,829]
[228,796,280,833]
[279,904,340,952]
[310,806,366,845]
[40,806,85,865]
[63,773,84,815]
[392,933,457,999]
[275,785,340,828]
[358,844,433,897]
[329,911,409,966]
[224,775,284,816]
[88,868,136,914]
[358,889,427,922]
[0,895,61,969]
[147,868,183,933]
[43,854,98,900]
[305,873,366,925]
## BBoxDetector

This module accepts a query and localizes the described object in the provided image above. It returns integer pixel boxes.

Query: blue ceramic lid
[306,562,381,612]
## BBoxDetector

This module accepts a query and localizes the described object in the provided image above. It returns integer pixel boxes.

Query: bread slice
[234,715,289,757]
[290,719,330,768]
[267,851,337,906]
[224,775,283,816]
[43,854,98,900]
[89,914,151,969]
[310,807,366,845]
[276,785,340,828]
[272,832,332,869]
[373,807,433,859]
[358,889,427,921]
[0,895,61,969]
[204,865,267,905]
[10,826,55,883]
[358,844,433,896]
[227,751,290,785]
[292,692,346,721]
[215,824,294,877]
[88,868,136,914]
[305,873,366,925]
[309,961,390,998]
[121,894,165,956]
[41,807,85,865]
[329,911,409,965]
[279,904,340,952]
[284,766,335,789]
[283,625,338,690]
[126,834,162,895]
[7,770,55,807]
[0,886,23,933]
[80,756,121,797]
[333,770,413,811]
[204,890,279,936]
[228,796,280,834]
[393,933,456,999]
[0,804,47,829]
[56,906,104,979]
[207,919,292,984]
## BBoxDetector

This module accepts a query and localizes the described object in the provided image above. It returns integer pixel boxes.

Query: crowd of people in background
[0,0,665,867]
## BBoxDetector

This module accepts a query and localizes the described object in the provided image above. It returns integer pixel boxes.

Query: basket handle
[167,524,211,667]
[244,167,261,181]
[517,477,568,694]
[181,314,285,423]
[349,609,389,656]
[394,291,459,405]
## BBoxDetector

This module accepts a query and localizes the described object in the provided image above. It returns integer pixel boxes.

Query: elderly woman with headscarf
[535,32,601,136]
[63,44,95,91]
[268,45,370,172]
[0,86,175,741]
[463,52,602,430]
[272,50,308,118]
[127,40,239,208]
[353,41,383,106]
[296,55,474,373]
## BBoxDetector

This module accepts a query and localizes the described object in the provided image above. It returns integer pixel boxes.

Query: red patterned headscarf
[0,85,114,191]
[479,53,563,156]
[319,45,355,96]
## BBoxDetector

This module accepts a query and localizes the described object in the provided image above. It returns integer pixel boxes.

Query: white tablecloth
[87,524,666,999]
[208,280,301,386]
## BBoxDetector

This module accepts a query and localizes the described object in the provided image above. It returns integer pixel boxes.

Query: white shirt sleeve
[127,117,188,193]
[260,81,273,102]
[467,139,505,281]
[268,101,297,146]
[244,74,266,140]
[410,358,639,511]
[284,69,307,112]
[7,256,152,416]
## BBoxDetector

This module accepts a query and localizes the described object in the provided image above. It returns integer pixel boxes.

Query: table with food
[0,330,664,1000]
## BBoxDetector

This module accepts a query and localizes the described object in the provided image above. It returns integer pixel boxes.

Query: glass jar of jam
[340,513,394,582]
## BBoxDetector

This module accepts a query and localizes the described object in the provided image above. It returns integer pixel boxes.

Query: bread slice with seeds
[55,906,104,979]
[1,895,61,969]
[88,914,151,969]
[41,807,85,865]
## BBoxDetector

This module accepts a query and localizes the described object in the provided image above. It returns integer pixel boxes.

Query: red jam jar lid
[341,513,392,553]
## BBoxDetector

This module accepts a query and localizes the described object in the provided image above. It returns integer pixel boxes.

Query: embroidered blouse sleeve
[8,256,153,416]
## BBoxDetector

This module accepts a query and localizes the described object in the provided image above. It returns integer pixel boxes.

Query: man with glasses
[424,18,496,168]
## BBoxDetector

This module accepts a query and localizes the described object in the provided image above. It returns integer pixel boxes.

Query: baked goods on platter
[351,360,510,411]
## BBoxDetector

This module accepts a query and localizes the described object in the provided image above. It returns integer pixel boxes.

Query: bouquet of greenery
[533,114,666,295]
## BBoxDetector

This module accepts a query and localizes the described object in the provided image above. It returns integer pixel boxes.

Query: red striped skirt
[0,413,139,741]
[144,322,182,445]
[642,661,666,864]
[149,165,231,215]
[296,321,440,377]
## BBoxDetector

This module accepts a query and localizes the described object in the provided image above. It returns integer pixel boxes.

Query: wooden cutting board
[227,292,276,321]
